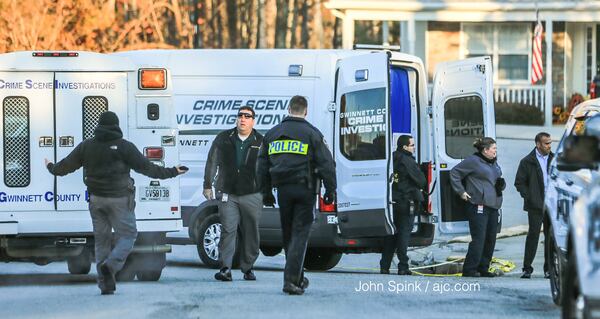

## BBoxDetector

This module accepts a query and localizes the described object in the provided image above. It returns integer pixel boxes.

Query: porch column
[343,16,355,49]
[545,19,553,127]
[382,21,390,46]
[407,18,416,55]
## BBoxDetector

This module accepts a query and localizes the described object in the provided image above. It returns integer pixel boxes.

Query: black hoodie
[47,124,178,197]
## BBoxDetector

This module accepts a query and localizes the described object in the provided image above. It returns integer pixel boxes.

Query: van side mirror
[556,135,600,171]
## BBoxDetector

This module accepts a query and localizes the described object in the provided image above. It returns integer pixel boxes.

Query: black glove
[495,177,506,196]
[263,192,276,207]
[323,192,335,205]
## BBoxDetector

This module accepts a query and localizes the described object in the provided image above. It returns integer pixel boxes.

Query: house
[324,0,600,126]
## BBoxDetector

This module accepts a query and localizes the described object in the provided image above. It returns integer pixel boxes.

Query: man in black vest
[204,106,264,282]
[515,132,554,279]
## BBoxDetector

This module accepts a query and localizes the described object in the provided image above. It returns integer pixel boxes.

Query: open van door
[431,57,495,234]
[333,51,395,238]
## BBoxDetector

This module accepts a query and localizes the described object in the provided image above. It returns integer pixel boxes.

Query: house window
[462,23,531,82]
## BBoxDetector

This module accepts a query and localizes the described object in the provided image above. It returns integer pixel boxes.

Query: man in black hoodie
[45,111,187,295]
[380,135,426,275]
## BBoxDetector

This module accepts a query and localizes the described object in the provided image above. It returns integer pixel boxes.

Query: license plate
[140,186,170,202]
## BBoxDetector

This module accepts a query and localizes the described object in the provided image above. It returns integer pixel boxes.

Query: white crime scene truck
[0,51,181,281]
[121,48,496,270]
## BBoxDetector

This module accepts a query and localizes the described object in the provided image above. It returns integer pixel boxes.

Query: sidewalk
[496,124,564,141]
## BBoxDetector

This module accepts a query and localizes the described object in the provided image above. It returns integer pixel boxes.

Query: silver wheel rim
[203,223,222,261]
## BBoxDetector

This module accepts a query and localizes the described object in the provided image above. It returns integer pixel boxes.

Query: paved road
[0,238,559,319]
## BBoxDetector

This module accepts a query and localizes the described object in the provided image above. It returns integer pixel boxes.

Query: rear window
[444,95,484,159]
[82,96,108,140]
[3,96,30,187]
[339,88,386,161]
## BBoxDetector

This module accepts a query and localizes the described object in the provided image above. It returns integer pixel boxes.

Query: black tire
[115,255,137,282]
[562,238,590,319]
[194,213,241,269]
[67,249,91,275]
[304,249,342,271]
[548,225,563,305]
[261,247,282,257]
[195,213,222,268]
[136,269,162,282]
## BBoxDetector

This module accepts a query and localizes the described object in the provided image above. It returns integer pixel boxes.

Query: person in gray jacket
[450,137,505,278]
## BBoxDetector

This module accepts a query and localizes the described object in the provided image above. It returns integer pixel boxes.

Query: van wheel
[195,213,222,268]
[116,255,137,282]
[304,249,342,271]
[67,249,91,275]
[548,225,563,305]
[194,213,243,269]
[261,247,282,257]
[137,269,162,282]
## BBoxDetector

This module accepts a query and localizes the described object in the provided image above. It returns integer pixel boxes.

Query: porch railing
[494,84,546,112]
[427,84,546,112]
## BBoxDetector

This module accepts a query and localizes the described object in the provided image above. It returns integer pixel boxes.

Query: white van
[121,48,496,270]
[0,51,181,281]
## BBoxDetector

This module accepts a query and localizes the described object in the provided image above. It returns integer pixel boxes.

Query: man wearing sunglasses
[203,106,264,281]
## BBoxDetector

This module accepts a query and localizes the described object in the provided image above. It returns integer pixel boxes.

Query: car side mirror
[556,135,600,171]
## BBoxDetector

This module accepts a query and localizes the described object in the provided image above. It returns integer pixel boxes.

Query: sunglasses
[237,113,254,119]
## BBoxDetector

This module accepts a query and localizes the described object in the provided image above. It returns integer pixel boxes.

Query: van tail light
[139,68,166,89]
[591,81,597,99]
[144,147,164,160]
[319,194,336,213]
[426,162,433,214]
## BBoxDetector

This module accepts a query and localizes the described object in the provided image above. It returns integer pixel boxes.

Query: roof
[325,0,600,22]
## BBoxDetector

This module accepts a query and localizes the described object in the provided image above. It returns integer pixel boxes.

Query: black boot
[215,268,232,281]
[283,282,304,295]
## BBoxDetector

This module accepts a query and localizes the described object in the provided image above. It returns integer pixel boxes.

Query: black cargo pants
[276,183,316,286]
[380,201,415,272]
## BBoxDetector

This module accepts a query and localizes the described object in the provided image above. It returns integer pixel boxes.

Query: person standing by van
[515,132,553,279]
[380,135,426,275]
[258,95,336,295]
[450,137,505,278]
[203,106,264,282]
[45,111,188,295]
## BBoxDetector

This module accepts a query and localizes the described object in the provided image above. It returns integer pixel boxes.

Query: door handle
[565,179,574,186]
[550,173,557,180]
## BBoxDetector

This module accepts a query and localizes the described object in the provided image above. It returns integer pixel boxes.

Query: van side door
[431,57,495,234]
[334,52,394,237]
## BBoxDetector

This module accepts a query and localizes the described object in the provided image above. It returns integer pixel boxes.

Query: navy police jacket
[257,116,336,194]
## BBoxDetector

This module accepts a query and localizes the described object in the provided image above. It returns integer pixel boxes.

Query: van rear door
[54,72,128,211]
[0,72,55,212]
[333,52,395,237]
[431,57,495,234]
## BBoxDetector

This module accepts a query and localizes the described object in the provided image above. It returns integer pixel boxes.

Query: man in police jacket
[45,111,187,295]
[258,95,336,295]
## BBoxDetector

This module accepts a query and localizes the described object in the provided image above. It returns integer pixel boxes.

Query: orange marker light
[139,69,166,89]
